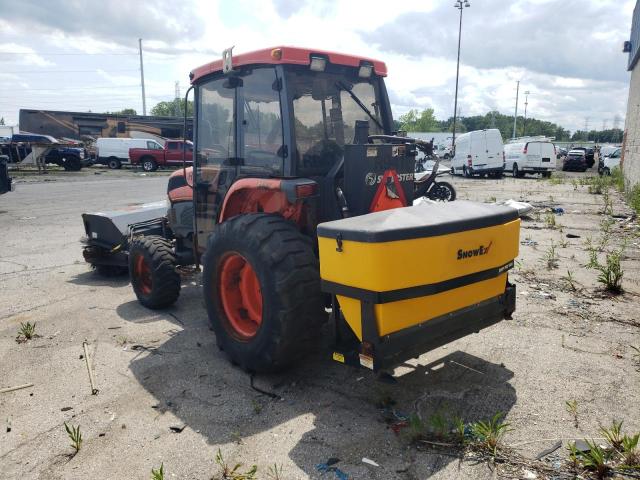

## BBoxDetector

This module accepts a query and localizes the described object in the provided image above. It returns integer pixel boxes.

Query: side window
[147,141,160,149]
[241,67,283,176]
[197,77,235,168]
[167,142,179,150]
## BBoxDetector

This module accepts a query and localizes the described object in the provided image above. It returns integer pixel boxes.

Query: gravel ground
[1,166,639,479]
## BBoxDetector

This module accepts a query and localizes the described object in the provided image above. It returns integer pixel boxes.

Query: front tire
[63,156,82,171]
[129,236,180,309]
[203,214,324,373]
[432,181,456,201]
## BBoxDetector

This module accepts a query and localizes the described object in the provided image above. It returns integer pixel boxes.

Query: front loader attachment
[318,201,520,372]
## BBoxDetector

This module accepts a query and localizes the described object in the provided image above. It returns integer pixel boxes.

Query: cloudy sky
[0,0,635,132]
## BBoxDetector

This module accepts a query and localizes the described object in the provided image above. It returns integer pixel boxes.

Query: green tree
[398,108,440,132]
[151,99,194,117]
[116,108,137,115]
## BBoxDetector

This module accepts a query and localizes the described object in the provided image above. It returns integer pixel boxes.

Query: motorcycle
[414,156,456,202]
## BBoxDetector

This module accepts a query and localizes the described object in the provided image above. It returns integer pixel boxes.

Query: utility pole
[451,0,470,149]
[174,81,181,116]
[522,90,530,137]
[512,80,520,139]
[139,38,147,116]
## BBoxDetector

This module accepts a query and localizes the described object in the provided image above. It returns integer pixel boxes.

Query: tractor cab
[188,47,416,250]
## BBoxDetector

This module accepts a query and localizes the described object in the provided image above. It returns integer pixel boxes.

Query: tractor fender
[218,177,318,224]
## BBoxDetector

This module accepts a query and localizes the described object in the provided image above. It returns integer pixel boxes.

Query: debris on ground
[361,457,379,467]
[0,383,34,394]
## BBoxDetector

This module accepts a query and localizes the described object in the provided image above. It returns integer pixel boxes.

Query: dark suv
[571,147,595,168]
[563,150,588,172]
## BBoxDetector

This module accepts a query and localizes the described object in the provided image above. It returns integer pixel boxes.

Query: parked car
[571,147,595,168]
[434,143,452,159]
[556,147,568,159]
[504,138,556,178]
[2,134,89,171]
[129,139,193,172]
[451,129,505,178]
[95,137,161,169]
[599,147,621,175]
[0,155,13,194]
[563,150,588,172]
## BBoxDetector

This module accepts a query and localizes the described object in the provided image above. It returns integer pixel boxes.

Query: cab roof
[190,46,387,84]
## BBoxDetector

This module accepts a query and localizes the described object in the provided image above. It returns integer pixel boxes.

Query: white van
[451,129,504,178]
[95,138,163,169]
[504,138,556,178]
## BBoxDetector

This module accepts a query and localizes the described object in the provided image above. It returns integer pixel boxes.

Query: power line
[0,51,137,56]
[3,69,139,74]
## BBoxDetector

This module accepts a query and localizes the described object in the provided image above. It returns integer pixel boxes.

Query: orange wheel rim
[134,254,152,295]
[219,253,263,340]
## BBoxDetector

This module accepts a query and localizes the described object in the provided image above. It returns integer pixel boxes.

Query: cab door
[194,75,239,252]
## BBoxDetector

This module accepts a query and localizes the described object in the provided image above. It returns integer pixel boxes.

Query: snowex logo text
[457,241,492,260]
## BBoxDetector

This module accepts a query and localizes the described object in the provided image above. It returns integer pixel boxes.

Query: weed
[544,211,557,229]
[214,449,258,480]
[549,175,565,185]
[453,416,467,445]
[151,463,165,480]
[611,166,625,191]
[621,433,640,467]
[599,216,614,236]
[594,249,624,293]
[427,410,449,440]
[601,420,624,450]
[486,195,497,203]
[64,422,82,454]
[602,189,613,216]
[543,241,559,270]
[629,183,640,215]
[266,464,284,480]
[17,321,36,341]
[574,439,610,479]
[116,335,128,347]
[587,175,610,195]
[571,178,579,190]
[469,412,511,456]
[559,235,569,248]
[533,209,541,222]
[565,400,579,428]
[562,270,578,292]
[252,399,262,415]
[631,345,640,370]
[404,413,426,443]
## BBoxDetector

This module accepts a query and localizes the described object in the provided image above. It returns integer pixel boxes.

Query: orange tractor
[82,47,520,373]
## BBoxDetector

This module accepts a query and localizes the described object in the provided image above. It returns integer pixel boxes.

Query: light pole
[512,80,520,139]
[522,90,530,136]
[451,0,470,150]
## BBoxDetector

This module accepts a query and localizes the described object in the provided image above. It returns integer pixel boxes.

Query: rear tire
[108,157,121,169]
[542,171,551,178]
[203,214,324,373]
[129,235,180,309]
[141,157,158,172]
[512,163,523,178]
[463,166,473,178]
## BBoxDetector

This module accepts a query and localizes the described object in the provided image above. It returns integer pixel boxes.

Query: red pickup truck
[129,140,193,172]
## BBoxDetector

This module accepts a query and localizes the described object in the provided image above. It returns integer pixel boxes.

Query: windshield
[285,68,385,176]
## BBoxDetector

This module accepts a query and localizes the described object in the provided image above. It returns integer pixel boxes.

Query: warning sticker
[367,147,377,157]
[359,354,374,370]
[332,352,345,363]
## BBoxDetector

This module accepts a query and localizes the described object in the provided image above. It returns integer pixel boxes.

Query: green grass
[214,449,258,480]
[594,249,624,293]
[151,463,165,480]
[64,422,82,454]
[17,321,36,341]
[469,412,511,456]
[570,439,611,479]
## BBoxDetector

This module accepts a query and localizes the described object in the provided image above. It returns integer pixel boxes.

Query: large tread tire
[203,214,324,373]
[129,235,180,309]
